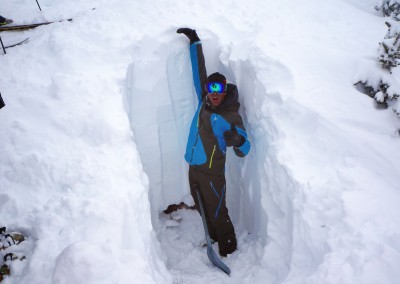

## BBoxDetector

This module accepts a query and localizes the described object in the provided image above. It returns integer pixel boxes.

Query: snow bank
[1,2,171,283]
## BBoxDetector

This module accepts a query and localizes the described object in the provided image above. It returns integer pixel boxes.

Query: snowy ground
[1,0,400,283]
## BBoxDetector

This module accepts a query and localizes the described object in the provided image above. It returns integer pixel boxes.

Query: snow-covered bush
[376,0,400,21]
[378,22,400,72]
[355,78,399,109]
[355,20,400,117]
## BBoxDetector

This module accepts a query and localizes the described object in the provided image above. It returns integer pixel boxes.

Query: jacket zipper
[208,116,218,168]
[209,145,216,168]
[189,132,199,164]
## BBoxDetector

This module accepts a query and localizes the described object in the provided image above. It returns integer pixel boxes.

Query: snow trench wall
[125,36,298,282]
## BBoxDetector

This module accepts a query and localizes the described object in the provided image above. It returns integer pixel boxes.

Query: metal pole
[35,0,42,11]
[0,36,6,54]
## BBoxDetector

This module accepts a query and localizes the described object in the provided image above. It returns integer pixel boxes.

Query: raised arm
[177,28,208,103]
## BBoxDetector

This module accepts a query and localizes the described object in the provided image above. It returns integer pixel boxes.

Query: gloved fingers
[177,27,194,35]
[177,28,200,43]
[224,130,245,147]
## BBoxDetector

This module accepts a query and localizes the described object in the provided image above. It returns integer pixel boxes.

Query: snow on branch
[376,0,400,21]
[354,13,400,118]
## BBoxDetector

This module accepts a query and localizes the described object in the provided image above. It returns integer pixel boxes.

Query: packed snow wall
[222,43,300,282]
[124,37,194,228]
[125,34,299,282]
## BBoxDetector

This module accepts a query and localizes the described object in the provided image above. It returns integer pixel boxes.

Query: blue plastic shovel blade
[207,246,231,275]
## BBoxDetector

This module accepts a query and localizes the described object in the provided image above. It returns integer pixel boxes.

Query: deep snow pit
[125,36,298,283]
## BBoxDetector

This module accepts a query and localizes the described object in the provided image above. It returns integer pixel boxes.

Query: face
[207,92,226,106]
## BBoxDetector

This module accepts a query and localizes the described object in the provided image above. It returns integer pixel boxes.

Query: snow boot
[218,236,237,257]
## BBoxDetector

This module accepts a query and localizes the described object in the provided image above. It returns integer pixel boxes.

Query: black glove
[177,28,200,44]
[224,125,245,147]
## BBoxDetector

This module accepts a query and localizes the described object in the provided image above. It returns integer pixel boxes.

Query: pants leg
[189,166,237,256]
[189,167,218,241]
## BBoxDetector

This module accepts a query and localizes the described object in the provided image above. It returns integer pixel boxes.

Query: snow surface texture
[1,0,400,283]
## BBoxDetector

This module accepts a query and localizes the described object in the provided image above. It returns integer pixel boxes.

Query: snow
[1,0,400,283]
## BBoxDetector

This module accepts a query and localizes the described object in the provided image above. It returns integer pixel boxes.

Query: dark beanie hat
[207,72,226,84]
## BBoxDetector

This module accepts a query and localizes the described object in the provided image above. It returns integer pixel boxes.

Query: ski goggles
[206,82,226,94]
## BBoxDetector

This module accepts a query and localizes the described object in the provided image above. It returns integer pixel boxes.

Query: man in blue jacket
[177,28,251,257]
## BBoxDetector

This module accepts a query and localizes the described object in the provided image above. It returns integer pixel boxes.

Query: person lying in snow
[0,15,13,26]
[177,28,251,257]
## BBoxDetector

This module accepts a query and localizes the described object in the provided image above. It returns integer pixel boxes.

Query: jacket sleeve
[189,42,208,103]
[233,125,251,157]
[228,114,251,157]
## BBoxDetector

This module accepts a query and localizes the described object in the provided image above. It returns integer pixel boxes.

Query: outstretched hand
[177,28,200,44]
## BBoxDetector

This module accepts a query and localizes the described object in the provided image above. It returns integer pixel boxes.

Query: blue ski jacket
[185,41,251,173]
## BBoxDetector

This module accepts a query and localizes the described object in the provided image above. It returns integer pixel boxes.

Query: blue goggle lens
[206,82,225,94]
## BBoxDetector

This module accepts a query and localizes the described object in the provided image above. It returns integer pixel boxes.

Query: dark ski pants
[189,166,237,256]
